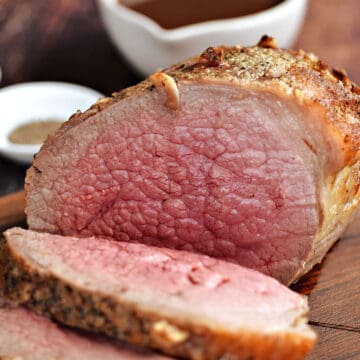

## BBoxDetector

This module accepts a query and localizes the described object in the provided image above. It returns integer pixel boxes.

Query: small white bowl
[97,0,308,76]
[0,82,104,164]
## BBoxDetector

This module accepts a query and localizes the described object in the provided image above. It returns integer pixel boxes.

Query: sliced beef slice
[1,227,316,360]
[25,39,360,284]
[0,298,167,360]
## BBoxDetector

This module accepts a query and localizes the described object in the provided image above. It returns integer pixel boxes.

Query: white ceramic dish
[98,0,308,76]
[0,82,104,164]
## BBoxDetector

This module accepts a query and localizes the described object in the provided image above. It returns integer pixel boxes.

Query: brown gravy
[120,0,283,29]
[8,120,62,145]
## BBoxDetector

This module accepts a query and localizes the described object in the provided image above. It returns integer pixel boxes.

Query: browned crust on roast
[27,38,359,170]
[0,238,315,360]
[32,38,360,162]
[26,39,360,202]
[257,35,279,49]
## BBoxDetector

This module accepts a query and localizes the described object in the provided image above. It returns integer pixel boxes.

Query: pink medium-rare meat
[25,37,360,284]
[1,227,316,360]
[0,299,167,360]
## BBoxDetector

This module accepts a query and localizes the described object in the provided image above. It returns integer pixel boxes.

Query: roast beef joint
[25,39,360,285]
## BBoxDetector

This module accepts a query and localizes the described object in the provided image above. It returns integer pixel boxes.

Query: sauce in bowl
[120,0,284,29]
[8,120,62,145]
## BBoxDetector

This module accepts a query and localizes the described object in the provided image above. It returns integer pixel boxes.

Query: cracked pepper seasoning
[8,120,62,145]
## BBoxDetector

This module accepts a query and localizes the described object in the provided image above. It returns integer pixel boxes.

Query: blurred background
[0,0,359,194]
[1,0,359,92]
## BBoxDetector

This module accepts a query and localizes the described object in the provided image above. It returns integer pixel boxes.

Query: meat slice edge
[0,298,167,360]
[1,227,316,360]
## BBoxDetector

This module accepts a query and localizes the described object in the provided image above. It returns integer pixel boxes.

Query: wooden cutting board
[0,191,359,359]
[293,234,360,359]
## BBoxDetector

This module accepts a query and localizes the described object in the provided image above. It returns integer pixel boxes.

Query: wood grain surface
[0,190,25,230]
[0,0,359,359]
[293,236,360,330]
[307,327,360,360]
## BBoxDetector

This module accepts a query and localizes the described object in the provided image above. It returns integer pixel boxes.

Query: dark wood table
[0,0,359,358]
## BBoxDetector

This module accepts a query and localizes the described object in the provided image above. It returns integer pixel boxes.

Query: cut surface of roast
[25,40,360,284]
[1,227,316,360]
[0,298,166,360]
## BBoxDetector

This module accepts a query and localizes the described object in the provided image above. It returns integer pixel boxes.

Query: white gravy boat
[98,0,308,76]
